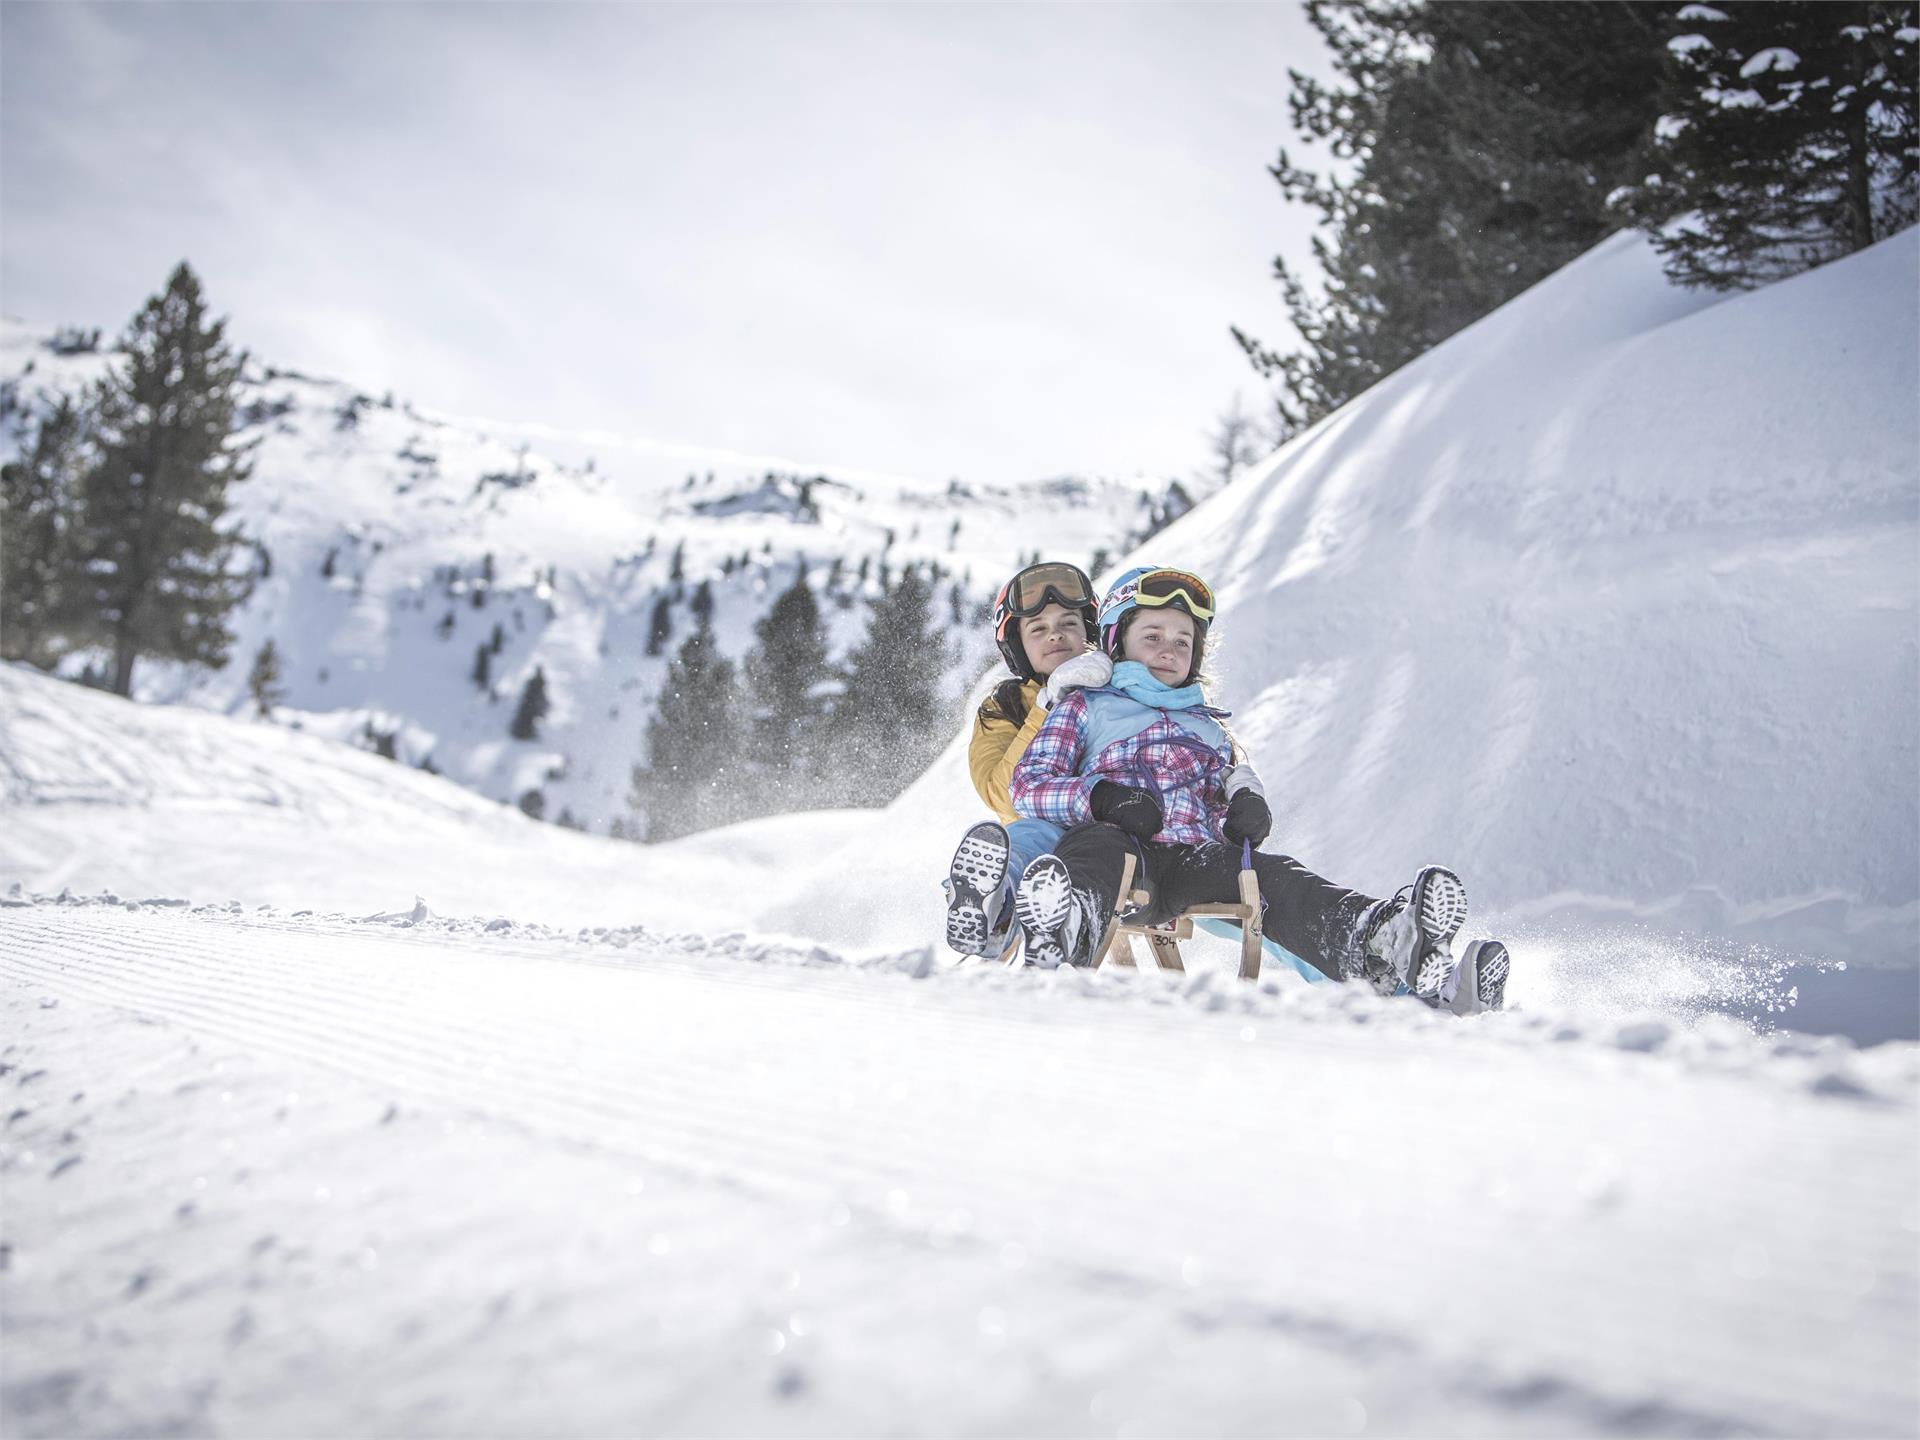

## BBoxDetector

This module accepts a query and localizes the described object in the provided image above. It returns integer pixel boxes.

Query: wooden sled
[1092,850,1264,982]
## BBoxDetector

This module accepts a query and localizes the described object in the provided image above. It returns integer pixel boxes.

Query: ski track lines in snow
[3,904,1916,1437]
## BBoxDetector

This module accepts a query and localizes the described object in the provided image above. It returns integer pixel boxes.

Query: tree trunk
[1843,20,1877,250]
[111,638,136,697]
[1846,109,1876,250]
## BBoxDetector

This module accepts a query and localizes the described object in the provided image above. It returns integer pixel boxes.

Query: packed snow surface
[3,896,1916,1437]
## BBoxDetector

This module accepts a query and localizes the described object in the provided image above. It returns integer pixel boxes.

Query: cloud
[2,2,1324,485]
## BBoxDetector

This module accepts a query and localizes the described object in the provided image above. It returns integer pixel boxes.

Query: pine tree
[1236,1,1672,431]
[1204,395,1267,490]
[471,642,491,690]
[1621,2,1918,289]
[510,665,549,740]
[689,577,715,628]
[828,566,952,807]
[645,594,673,657]
[630,620,744,841]
[742,563,831,808]
[247,638,286,716]
[0,394,88,668]
[69,263,256,695]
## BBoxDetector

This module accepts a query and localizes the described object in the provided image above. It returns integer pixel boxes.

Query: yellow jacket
[967,679,1050,823]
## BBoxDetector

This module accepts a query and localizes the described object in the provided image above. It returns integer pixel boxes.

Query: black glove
[1222,789,1272,846]
[1090,781,1164,839]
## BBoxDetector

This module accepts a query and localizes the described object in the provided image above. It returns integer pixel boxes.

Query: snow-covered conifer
[247,638,286,716]
[743,562,830,808]
[1236,1,1670,430]
[645,595,673,658]
[630,620,744,841]
[827,565,952,807]
[0,394,89,668]
[1621,1,1918,288]
[69,262,256,695]
[510,666,549,741]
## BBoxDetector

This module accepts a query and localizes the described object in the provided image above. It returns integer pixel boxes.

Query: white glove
[1038,650,1113,710]
[1224,763,1266,799]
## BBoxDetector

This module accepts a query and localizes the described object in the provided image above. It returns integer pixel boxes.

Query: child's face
[1123,608,1196,685]
[1019,604,1089,679]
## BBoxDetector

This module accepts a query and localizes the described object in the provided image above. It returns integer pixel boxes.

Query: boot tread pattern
[1410,867,1467,999]
[1476,940,1510,1011]
[945,824,1011,956]
[1014,858,1075,969]
[951,827,1010,892]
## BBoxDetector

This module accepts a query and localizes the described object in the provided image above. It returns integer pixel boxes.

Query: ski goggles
[996,561,1097,621]
[1130,568,1216,621]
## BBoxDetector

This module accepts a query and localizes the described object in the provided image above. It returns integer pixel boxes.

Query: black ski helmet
[992,561,1099,681]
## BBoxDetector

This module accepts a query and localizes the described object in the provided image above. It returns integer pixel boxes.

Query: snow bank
[774,231,1920,1019]
[0,662,848,932]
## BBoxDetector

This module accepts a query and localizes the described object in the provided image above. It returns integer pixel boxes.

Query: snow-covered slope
[0,325,1192,832]
[0,660,874,933]
[754,230,1920,1013]
[3,896,1915,1438]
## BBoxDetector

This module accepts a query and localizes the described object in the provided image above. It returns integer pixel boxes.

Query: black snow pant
[1051,823,1382,982]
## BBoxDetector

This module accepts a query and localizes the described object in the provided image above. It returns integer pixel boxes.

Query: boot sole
[1409,866,1467,999]
[1472,939,1510,1011]
[945,823,1011,956]
[1014,856,1076,969]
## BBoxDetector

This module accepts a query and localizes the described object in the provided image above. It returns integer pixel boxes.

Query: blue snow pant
[1006,818,1065,885]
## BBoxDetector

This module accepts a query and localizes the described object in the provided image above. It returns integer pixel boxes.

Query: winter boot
[1013,855,1102,969]
[944,821,1013,957]
[1445,939,1510,1015]
[1359,865,1467,1001]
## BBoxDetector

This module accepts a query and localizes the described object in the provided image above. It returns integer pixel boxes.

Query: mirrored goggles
[1002,561,1096,618]
[1133,568,1216,621]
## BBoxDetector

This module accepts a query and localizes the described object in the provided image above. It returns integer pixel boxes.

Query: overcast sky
[1,2,1329,487]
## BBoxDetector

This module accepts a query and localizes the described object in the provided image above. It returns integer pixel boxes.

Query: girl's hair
[982,676,1031,728]
[1113,606,1214,690]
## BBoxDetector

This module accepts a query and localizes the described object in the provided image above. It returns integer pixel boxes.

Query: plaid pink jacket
[1009,688,1232,845]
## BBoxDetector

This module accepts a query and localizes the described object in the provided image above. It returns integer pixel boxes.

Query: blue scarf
[1106,660,1227,716]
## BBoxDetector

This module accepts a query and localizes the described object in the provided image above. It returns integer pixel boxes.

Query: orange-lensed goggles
[1132,568,1216,621]
[1000,561,1097,619]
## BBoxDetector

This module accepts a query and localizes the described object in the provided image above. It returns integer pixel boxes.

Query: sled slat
[1089,854,1263,983]
[1146,931,1185,972]
[1237,867,1263,981]
[1093,852,1138,970]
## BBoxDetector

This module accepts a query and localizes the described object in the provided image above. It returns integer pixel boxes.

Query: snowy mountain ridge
[0,321,1198,831]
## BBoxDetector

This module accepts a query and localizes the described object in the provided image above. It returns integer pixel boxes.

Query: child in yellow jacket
[945,562,1110,957]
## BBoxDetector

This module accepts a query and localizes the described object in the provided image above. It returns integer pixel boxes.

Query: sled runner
[1093,850,1265,982]
[1191,918,1328,985]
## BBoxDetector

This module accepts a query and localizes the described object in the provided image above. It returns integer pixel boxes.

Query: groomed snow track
[2,898,1915,1437]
